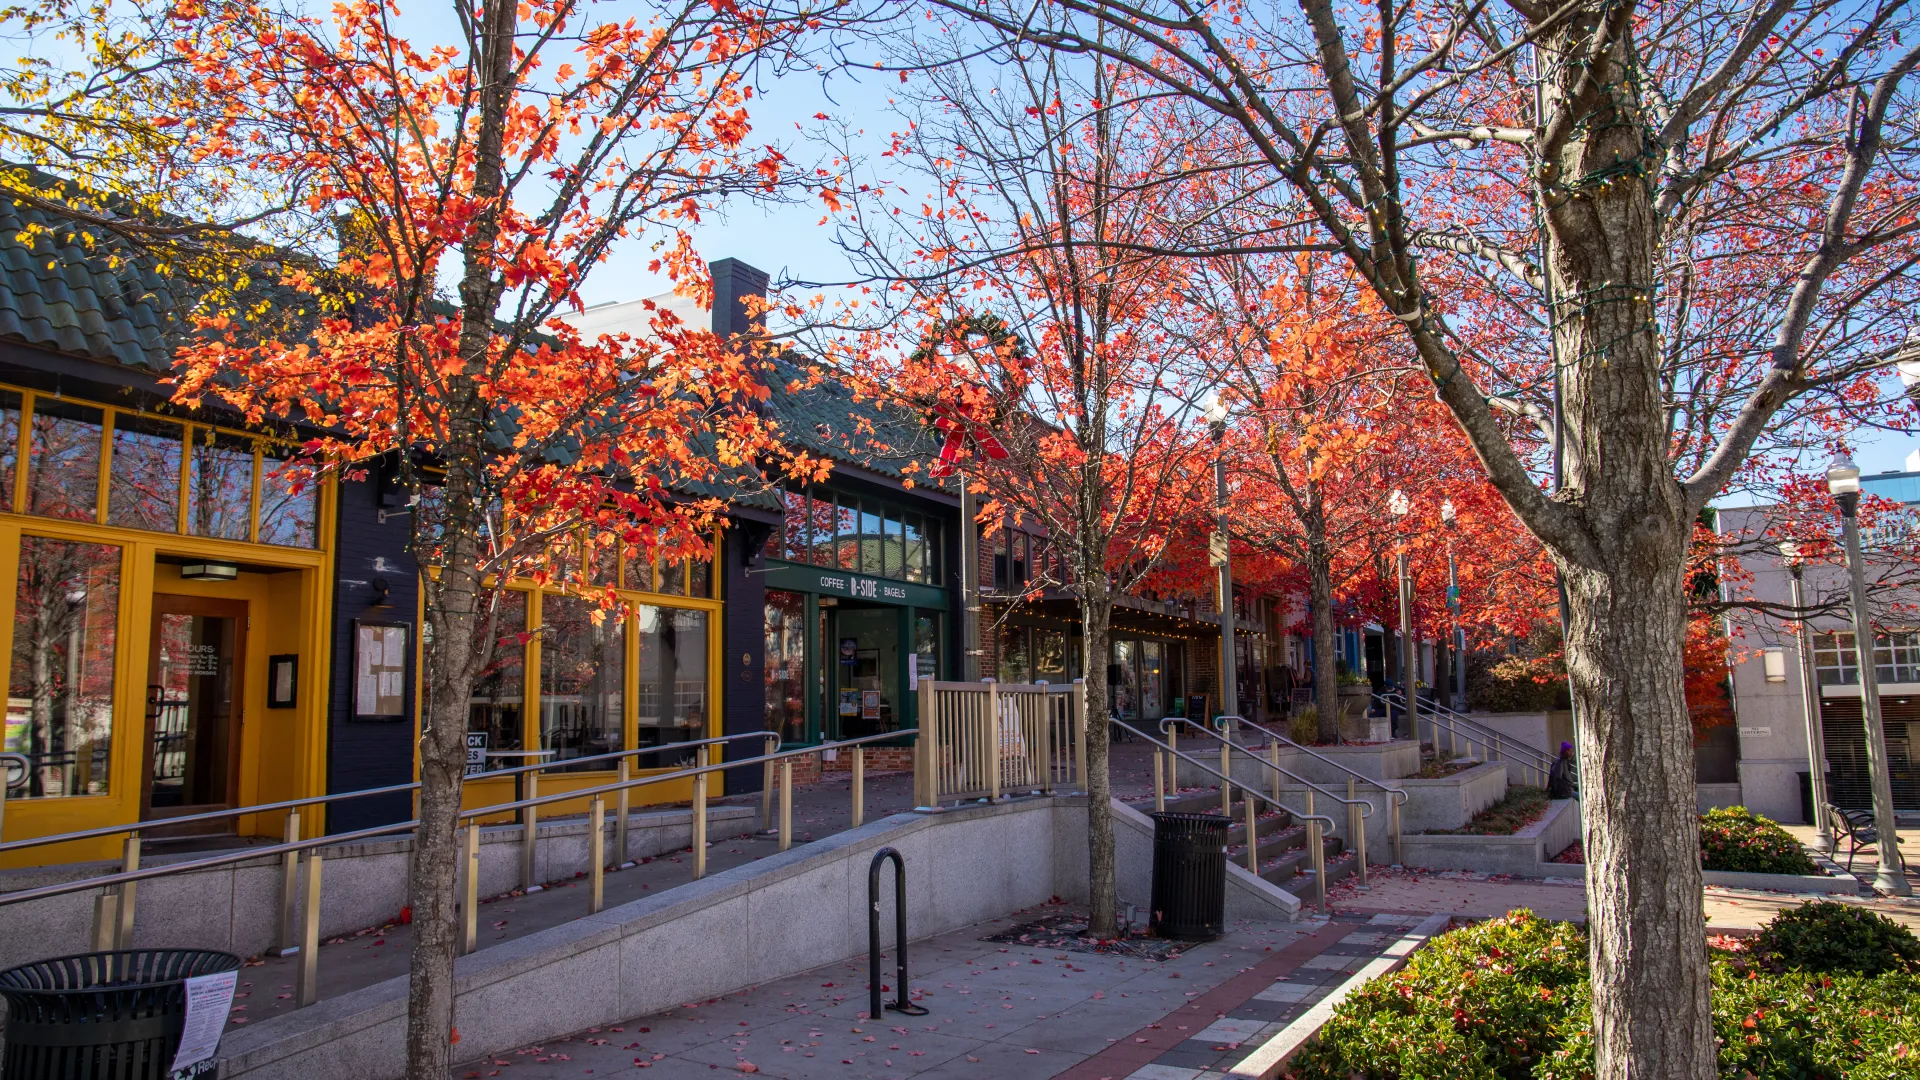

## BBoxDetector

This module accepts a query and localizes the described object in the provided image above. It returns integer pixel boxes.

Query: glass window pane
[860,503,884,576]
[688,557,712,599]
[998,624,1030,684]
[883,508,904,579]
[781,489,808,562]
[764,590,806,743]
[257,447,318,547]
[833,493,858,570]
[188,430,253,540]
[658,558,687,596]
[924,517,941,582]
[0,389,21,508]
[587,538,617,587]
[902,515,926,584]
[1035,630,1067,682]
[5,538,118,797]
[637,605,708,764]
[468,590,526,758]
[913,612,942,691]
[27,399,103,521]
[538,595,624,771]
[107,414,182,532]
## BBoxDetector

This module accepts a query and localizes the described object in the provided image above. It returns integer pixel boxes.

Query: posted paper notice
[169,968,238,1074]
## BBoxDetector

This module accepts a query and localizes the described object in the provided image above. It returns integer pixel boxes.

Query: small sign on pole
[169,967,238,1077]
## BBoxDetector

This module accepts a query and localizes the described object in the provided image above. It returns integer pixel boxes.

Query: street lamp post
[1389,489,1417,740]
[1442,499,1465,711]
[1205,392,1237,721]
[1779,539,1831,853]
[1827,458,1910,895]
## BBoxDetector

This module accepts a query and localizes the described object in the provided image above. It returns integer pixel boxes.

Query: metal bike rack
[868,847,930,1023]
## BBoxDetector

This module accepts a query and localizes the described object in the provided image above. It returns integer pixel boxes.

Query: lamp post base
[1872,867,1912,897]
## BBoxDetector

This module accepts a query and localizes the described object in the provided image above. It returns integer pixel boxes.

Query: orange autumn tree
[824,53,1218,940]
[168,0,824,1074]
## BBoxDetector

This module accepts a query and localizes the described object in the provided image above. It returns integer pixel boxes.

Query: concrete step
[1255,834,1348,887]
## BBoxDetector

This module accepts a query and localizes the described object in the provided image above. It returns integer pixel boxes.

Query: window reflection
[258,449,318,547]
[637,604,707,763]
[538,595,624,771]
[688,557,712,599]
[469,590,526,756]
[883,508,904,578]
[108,415,182,532]
[189,430,254,540]
[0,390,20,509]
[764,589,806,742]
[902,515,926,583]
[4,538,118,797]
[27,399,103,521]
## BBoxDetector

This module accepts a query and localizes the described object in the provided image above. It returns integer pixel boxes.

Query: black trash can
[1148,811,1230,941]
[1,949,241,1079]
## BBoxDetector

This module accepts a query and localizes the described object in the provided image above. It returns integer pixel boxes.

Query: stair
[1159,787,1358,891]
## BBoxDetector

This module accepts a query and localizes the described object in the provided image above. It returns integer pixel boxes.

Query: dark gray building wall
[721,526,769,795]
[325,472,419,833]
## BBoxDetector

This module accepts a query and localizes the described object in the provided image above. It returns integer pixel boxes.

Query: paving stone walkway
[451,904,1325,1080]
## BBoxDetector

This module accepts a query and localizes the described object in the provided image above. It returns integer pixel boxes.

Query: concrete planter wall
[1398,798,1582,876]
[214,797,1301,1080]
[0,805,756,971]
[1395,762,1509,835]
[1212,739,1423,793]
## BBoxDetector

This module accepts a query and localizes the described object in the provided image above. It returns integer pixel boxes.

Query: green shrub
[1698,806,1819,876]
[1287,909,1920,1080]
[1749,901,1920,976]
[1287,705,1320,745]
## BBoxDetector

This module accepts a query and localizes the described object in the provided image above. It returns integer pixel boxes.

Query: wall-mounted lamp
[370,576,392,609]
[180,561,239,582]
[1762,648,1787,683]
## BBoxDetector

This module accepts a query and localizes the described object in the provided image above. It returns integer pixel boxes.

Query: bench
[1825,803,1878,872]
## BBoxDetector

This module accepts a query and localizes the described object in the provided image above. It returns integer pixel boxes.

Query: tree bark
[1537,14,1715,1074]
[1303,494,1339,744]
[1081,580,1117,938]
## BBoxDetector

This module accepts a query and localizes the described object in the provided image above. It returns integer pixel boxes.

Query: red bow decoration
[929,407,1008,477]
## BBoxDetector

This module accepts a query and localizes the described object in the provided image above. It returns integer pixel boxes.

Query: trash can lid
[0,950,242,995]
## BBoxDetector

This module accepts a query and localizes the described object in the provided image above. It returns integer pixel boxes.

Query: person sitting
[1548,742,1577,799]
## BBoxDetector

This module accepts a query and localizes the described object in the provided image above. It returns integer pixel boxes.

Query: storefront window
[883,508,904,578]
[859,503,884,576]
[468,590,527,757]
[27,399,103,521]
[257,448,319,547]
[834,493,861,570]
[764,590,807,742]
[689,557,712,598]
[913,612,942,690]
[0,390,19,506]
[1111,640,1141,720]
[902,515,927,583]
[998,623,1031,684]
[1141,641,1165,718]
[4,538,118,797]
[657,558,688,596]
[189,429,254,540]
[539,595,624,770]
[107,415,183,532]
[637,605,708,762]
[1035,630,1067,682]
[837,606,897,735]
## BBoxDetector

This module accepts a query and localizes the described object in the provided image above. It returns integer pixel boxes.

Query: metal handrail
[1110,717,1335,912]
[1170,717,1383,882]
[1232,719,1409,811]
[0,729,917,910]
[1374,691,1555,780]
[1166,718,1378,819]
[0,730,773,855]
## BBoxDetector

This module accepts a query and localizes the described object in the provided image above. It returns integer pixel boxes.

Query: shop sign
[763,561,950,609]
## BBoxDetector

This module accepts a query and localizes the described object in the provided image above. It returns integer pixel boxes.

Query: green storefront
[759,485,952,746]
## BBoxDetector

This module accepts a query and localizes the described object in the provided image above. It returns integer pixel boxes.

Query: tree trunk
[405,501,485,1079]
[1532,10,1716,1073]
[1081,582,1117,938]
[1565,554,1709,1076]
[1303,496,1339,744]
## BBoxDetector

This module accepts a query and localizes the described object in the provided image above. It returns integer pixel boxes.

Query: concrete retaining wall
[1398,798,1581,876]
[1395,763,1509,834]
[0,806,756,971]
[213,797,1300,1080]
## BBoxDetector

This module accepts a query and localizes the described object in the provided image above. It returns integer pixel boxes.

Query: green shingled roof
[0,196,181,371]
[762,353,943,487]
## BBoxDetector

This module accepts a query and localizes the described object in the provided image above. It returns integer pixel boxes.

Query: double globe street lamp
[1388,489,1418,739]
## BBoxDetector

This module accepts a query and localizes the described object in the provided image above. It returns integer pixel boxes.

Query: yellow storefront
[0,384,335,867]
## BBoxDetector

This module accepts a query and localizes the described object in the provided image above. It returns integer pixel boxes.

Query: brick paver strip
[1225,913,1451,1079]
[1050,918,1355,1080]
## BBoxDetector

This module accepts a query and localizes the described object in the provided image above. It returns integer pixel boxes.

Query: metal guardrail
[1167,717,1381,886]
[1374,691,1557,787]
[1194,717,1404,873]
[1111,716,1336,913]
[0,729,919,1009]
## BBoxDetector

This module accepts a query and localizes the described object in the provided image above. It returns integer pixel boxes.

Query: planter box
[1395,762,1509,834]
[1701,850,1862,895]
[1398,797,1580,876]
